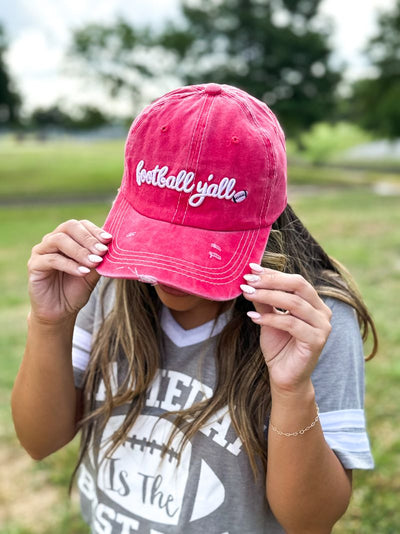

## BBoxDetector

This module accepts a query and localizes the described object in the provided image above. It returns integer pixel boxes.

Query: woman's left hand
[241,265,333,394]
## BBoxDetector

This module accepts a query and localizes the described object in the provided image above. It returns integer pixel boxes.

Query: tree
[30,104,110,130]
[158,0,341,135]
[69,1,340,135]
[351,0,400,138]
[69,19,161,113]
[0,24,21,125]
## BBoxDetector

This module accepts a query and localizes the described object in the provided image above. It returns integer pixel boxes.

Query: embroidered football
[232,190,248,203]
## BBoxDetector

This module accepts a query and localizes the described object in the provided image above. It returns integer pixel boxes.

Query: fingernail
[78,266,91,274]
[247,311,261,319]
[243,274,260,283]
[100,232,112,239]
[88,254,103,263]
[240,284,256,294]
[94,243,108,252]
[249,263,264,273]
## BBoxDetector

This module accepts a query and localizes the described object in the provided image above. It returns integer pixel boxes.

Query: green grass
[2,138,399,203]
[1,140,399,533]
[0,138,124,199]
[0,204,107,534]
[293,191,400,534]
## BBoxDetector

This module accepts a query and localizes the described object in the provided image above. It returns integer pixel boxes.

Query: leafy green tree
[0,24,21,125]
[30,104,110,130]
[158,0,341,135]
[69,2,340,136]
[69,19,156,111]
[351,0,400,138]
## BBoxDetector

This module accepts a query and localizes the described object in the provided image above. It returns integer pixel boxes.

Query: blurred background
[0,1,399,532]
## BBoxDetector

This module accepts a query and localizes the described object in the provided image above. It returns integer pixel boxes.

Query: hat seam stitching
[103,227,260,283]
[108,196,255,275]
[170,93,209,225]
[105,196,265,278]
[182,94,216,225]
[227,96,274,228]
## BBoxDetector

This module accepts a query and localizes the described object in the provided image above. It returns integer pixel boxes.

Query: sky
[0,0,396,116]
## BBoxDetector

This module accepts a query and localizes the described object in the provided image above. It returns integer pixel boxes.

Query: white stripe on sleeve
[319,409,366,430]
[319,409,374,469]
[322,431,371,453]
[72,326,92,371]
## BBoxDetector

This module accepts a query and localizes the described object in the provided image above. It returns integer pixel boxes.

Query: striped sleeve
[320,409,374,469]
[71,282,100,388]
[312,297,374,470]
[72,325,92,388]
[72,278,116,388]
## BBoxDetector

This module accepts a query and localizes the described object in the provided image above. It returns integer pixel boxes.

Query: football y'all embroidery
[135,160,248,207]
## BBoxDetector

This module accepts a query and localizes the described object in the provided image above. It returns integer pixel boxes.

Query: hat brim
[96,192,271,301]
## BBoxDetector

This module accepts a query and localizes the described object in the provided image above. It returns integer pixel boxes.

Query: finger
[33,233,105,270]
[241,287,323,328]
[79,219,113,244]
[29,252,95,278]
[247,265,330,314]
[247,311,329,349]
[53,219,111,257]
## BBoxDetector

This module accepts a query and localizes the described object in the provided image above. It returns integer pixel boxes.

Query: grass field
[0,138,399,533]
[0,138,124,200]
[1,136,398,201]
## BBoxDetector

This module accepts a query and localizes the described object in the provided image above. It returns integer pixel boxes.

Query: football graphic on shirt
[96,414,225,526]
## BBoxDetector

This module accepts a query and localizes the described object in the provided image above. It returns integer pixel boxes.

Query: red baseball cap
[96,83,287,301]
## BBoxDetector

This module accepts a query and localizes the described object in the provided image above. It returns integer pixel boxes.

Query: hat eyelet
[232,136,240,144]
[161,125,168,133]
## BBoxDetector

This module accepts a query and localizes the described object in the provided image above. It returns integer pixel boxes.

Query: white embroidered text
[136,160,242,207]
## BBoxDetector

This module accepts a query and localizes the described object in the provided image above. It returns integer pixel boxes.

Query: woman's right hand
[27,219,112,325]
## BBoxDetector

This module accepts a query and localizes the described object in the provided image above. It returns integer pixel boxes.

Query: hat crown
[122,84,287,232]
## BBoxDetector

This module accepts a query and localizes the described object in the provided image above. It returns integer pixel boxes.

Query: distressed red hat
[96,83,287,300]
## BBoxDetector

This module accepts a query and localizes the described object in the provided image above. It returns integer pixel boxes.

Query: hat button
[204,83,222,95]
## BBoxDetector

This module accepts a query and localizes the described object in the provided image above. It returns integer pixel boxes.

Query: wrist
[270,379,315,408]
[28,310,77,332]
[269,381,319,437]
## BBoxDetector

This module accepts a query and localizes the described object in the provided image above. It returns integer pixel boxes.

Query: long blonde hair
[72,204,377,485]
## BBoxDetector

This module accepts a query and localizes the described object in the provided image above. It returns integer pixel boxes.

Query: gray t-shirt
[72,279,374,533]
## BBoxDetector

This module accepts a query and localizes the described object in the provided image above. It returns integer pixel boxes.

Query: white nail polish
[78,266,91,274]
[240,284,256,294]
[100,232,112,239]
[88,254,103,263]
[249,263,264,273]
[95,243,108,252]
[243,274,260,283]
[247,311,261,319]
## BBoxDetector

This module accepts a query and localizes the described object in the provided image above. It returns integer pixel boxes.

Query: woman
[12,83,376,533]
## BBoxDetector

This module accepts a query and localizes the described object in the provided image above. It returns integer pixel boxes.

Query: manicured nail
[240,284,256,294]
[100,231,112,239]
[247,311,261,320]
[88,254,103,263]
[78,266,91,274]
[243,274,260,283]
[249,263,264,273]
[94,243,108,252]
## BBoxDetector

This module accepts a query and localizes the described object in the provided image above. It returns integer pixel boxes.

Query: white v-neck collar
[160,305,232,348]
